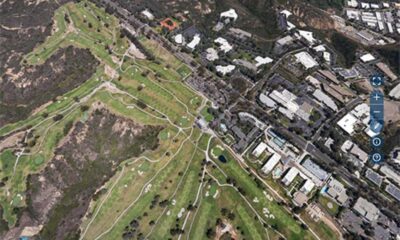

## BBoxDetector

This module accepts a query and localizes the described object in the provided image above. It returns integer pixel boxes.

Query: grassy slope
[0,1,328,240]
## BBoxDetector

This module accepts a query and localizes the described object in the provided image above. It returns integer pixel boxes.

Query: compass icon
[371,153,383,163]
[371,137,382,147]
[370,75,384,87]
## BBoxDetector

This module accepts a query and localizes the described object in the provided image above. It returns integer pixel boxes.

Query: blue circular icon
[371,137,383,147]
[370,74,384,87]
[371,153,383,163]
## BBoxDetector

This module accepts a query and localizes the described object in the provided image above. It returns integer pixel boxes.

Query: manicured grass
[301,212,339,240]
[200,107,214,122]
[237,205,263,240]
[176,64,192,78]
[318,195,339,216]
[209,138,314,240]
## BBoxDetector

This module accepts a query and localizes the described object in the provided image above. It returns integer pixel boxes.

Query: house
[216,65,235,75]
[353,197,380,222]
[186,34,201,50]
[174,34,184,45]
[220,9,238,21]
[254,56,273,67]
[141,9,155,20]
[205,48,219,61]
[214,37,233,53]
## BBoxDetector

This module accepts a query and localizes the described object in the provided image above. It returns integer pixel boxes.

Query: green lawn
[318,195,339,216]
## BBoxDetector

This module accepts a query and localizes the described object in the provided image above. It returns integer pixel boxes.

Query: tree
[80,105,89,112]
[206,228,215,238]
[227,212,236,221]
[52,114,63,122]
[63,120,73,136]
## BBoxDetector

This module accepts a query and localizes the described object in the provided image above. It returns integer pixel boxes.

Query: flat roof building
[337,113,358,135]
[252,142,268,158]
[389,83,400,99]
[302,159,329,182]
[187,34,201,50]
[385,184,400,202]
[325,178,349,205]
[205,48,219,61]
[282,167,299,186]
[214,37,233,53]
[353,197,380,222]
[313,89,338,112]
[261,152,281,174]
[360,53,375,63]
[380,165,400,184]
[294,52,319,70]
[365,168,383,187]
[216,65,235,75]
[300,179,315,194]
[376,62,398,81]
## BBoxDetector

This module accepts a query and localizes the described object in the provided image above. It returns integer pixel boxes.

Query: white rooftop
[313,89,338,111]
[300,179,315,194]
[252,142,268,158]
[341,140,354,152]
[347,0,358,8]
[360,53,375,63]
[205,48,219,61]
[389,83,400,99]
[214,37,233,53]
[295,51,318,69]
[361,2,370,9]
[313,45,326,52]
[174,34,184,44]
[280,10,292,18]
[298,30,316,44]
[337,113,358,135]
[255,56,273,67]
[261,152,281,174]
[259,93,277,108]
[187,34,201,50]
[220,9,238,21]
[282,167,299,186]
[216,65,235,75]
[141,9,155,20]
